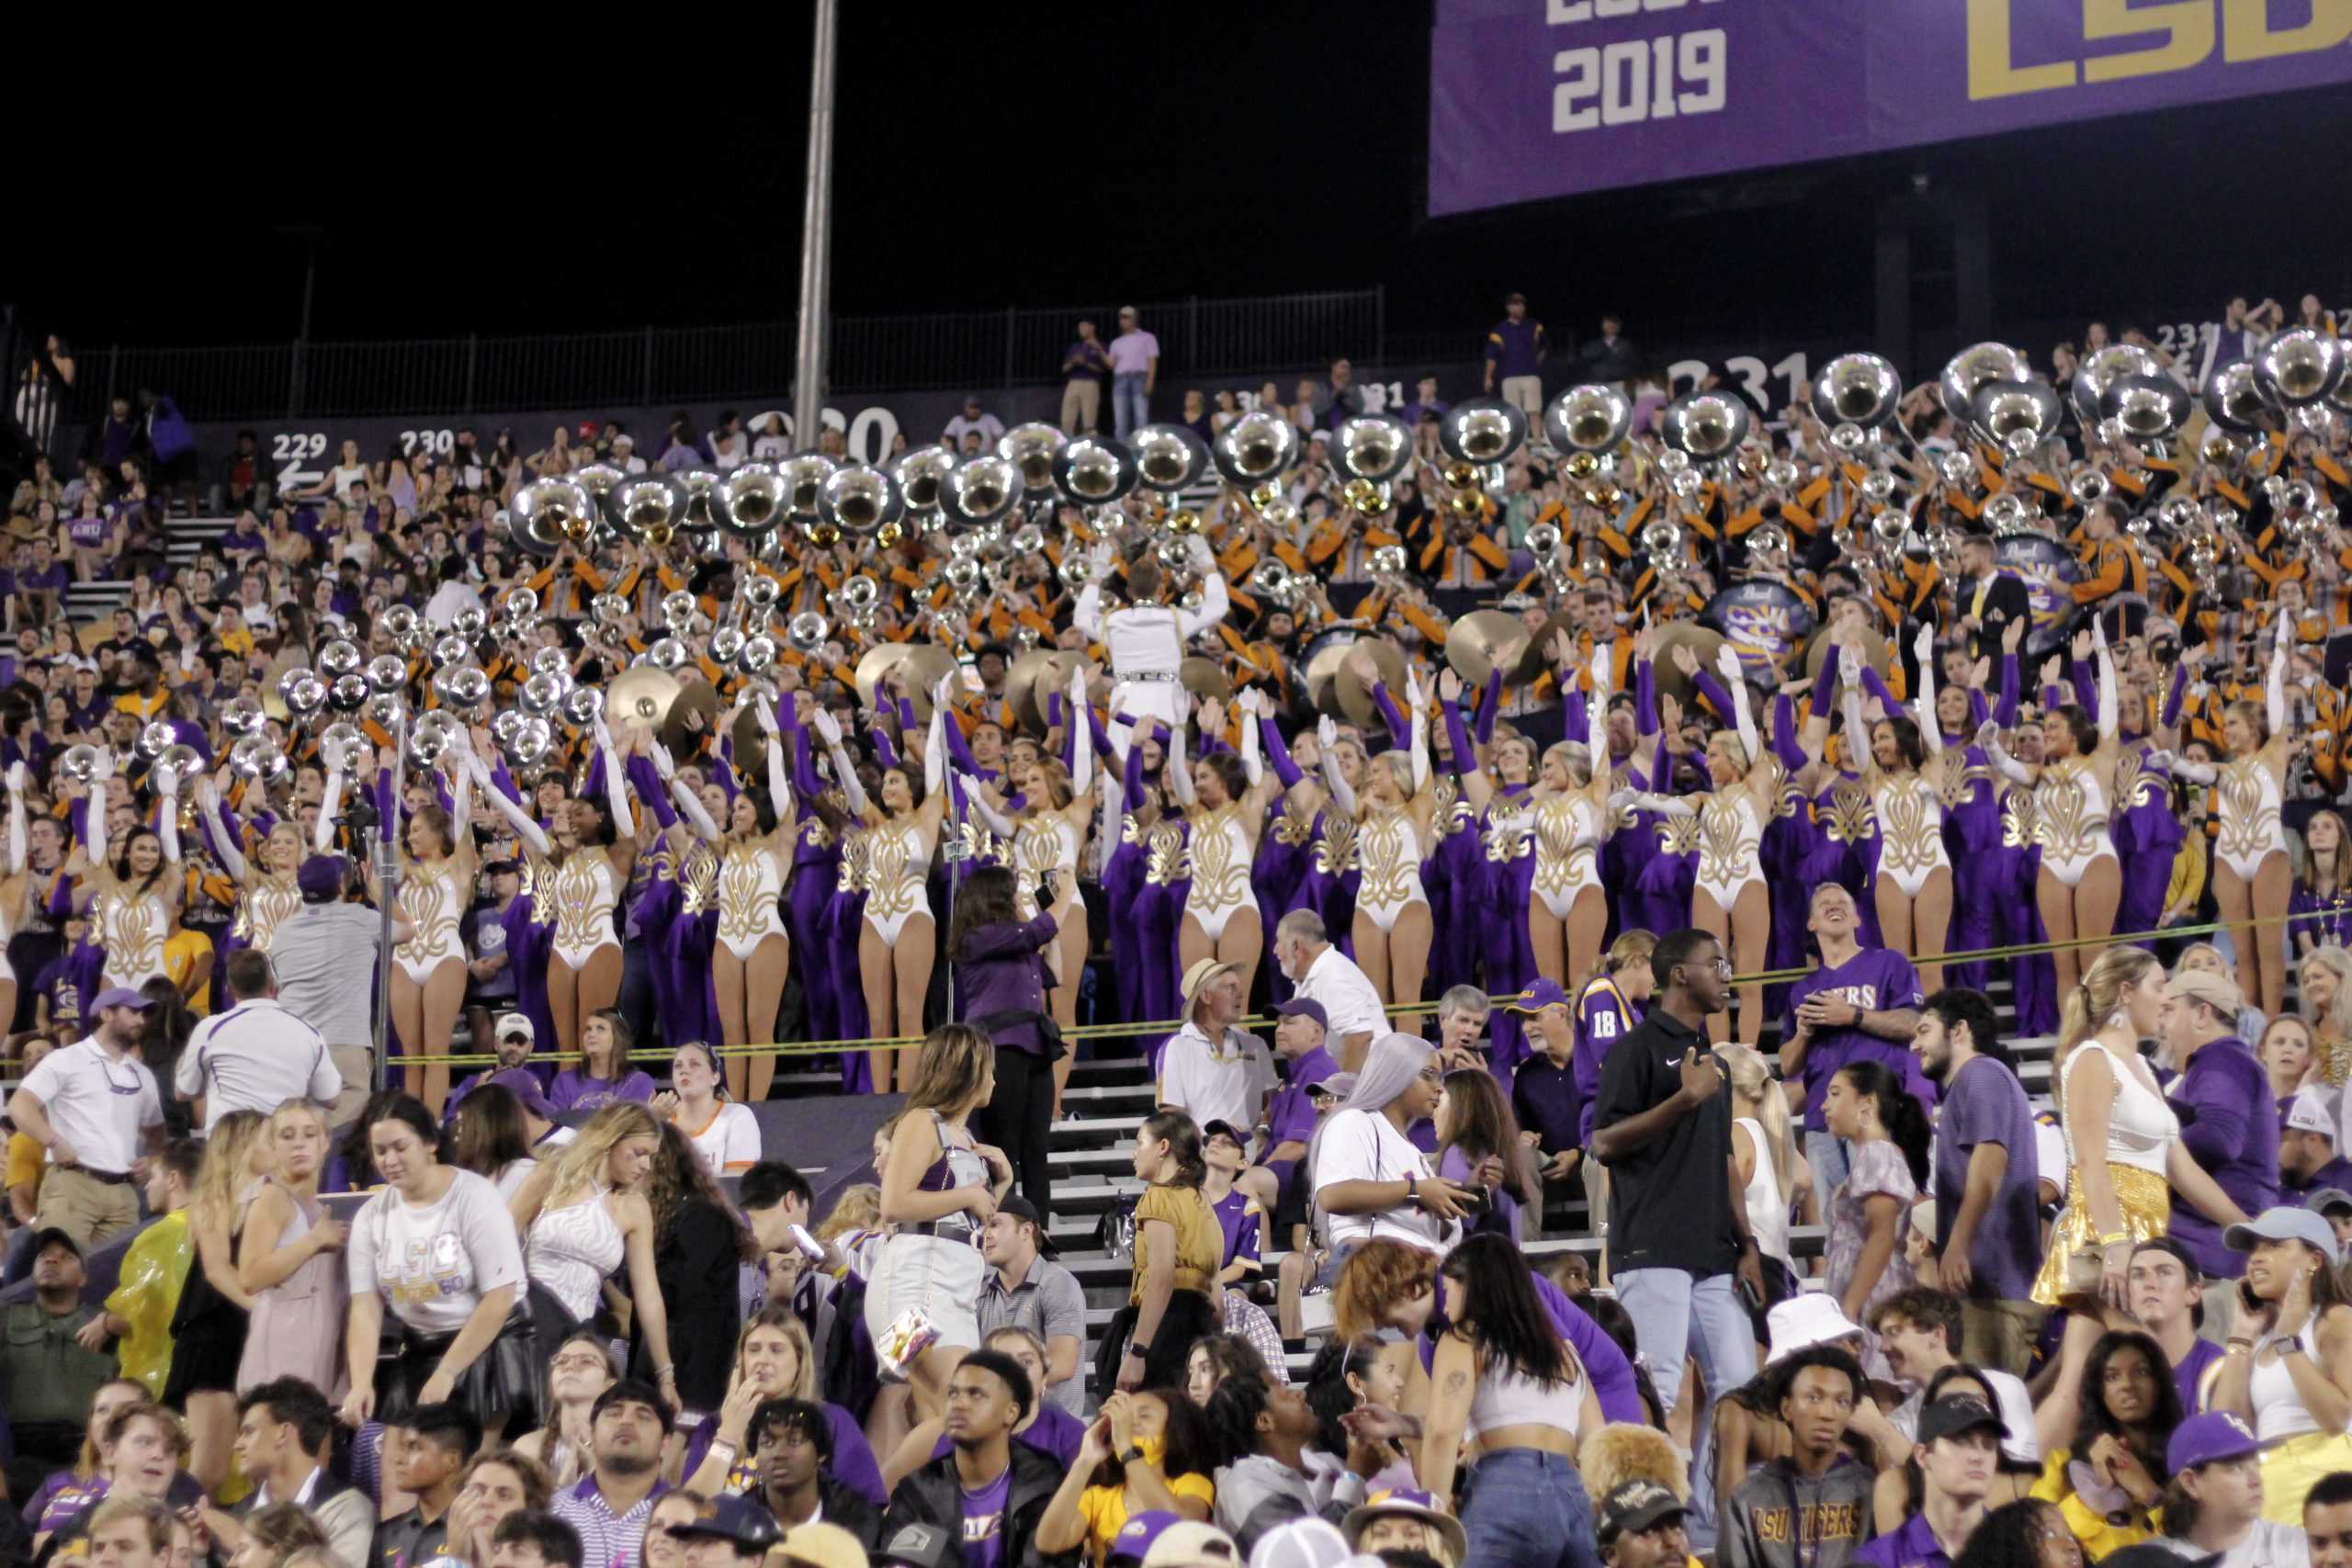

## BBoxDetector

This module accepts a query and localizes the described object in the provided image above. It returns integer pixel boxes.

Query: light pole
[791,0,839,449]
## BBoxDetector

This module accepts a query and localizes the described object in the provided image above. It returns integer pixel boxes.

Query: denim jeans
[1458,1449,1603,1568]
[1805,1128,1851,1221]
[1615,1268,1758,1551]
[1112,373,1150,437]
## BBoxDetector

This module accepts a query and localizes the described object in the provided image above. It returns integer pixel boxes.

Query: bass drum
[1996,533,2086,659]
[1701,581,1816,687]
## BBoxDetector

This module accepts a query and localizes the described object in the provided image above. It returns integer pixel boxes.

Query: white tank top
[2060,1037,2177,1177]
[2250,1318,2329,1442]
[1465,1350,1586,1441]
[1737,1116,1792,1269]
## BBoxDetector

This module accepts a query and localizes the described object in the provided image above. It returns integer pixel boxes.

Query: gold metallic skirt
[2030,1163,2172,1308]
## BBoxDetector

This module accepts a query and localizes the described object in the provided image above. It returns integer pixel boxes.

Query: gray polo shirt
[268,902,387,1047]
[975,1254,1088,1416]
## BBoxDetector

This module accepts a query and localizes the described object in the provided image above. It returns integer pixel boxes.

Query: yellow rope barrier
[322,906,2328,1068]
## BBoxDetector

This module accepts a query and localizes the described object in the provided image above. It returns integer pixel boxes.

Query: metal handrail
[60,288,1387,423]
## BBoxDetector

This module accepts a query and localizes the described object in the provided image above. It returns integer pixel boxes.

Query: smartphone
[788,1224,826,1262]
[1738,1274,1766,1313]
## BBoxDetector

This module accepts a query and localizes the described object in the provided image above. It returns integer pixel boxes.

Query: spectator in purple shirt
[2159,968,2278,1282]
[1234,998,1336,1217]
[1059,321,1111,435]
[1911,989,2043,1379]
[1782,885,1933,1216]
[1850,1396,2005,1568]
[1484,292,1547,416]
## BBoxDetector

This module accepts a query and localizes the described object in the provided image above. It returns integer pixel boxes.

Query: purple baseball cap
[2165,1411,2261,1475]
[297,854,348,902]
[89,987,159,1015]
[1270,998,1328,1030]
[1502,978,1571,1014]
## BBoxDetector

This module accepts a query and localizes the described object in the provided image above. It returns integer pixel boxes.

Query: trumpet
[1524,522,1562,559]
[787,612,831,654]
[2070,468,2112,506]
[837,574,881,613]
[1747,523,1791,564]
[1249,558,1297,604]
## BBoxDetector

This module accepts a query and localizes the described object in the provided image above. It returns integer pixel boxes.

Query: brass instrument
[1939,343,2028,424]
[1439,398,1528,467]
[1211,411,1300,490]
[1544,384,1631,455]
[1811,353,1902,428]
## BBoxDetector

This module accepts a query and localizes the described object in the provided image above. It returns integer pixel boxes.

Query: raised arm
[1166,699,1197,806]
[958,774,1016,839]
[1976,721,2035,785]
[469,754,553,856]
[758,700,796,828]
[1717,645,1762,778]
[1175,541,1229,637]
[1069,670,1093,797]
[1408,671,1430,793]
[314,761,345,854]
[196,778,249,885]
[653,743,721,842]
[2268,632,2290,743]
[2092,618,2119,743]
[1912,626,1942,756]
[594,718,636,843]
[1317,716,1360,817]
[809,708,871,818]
[4,763,25,879]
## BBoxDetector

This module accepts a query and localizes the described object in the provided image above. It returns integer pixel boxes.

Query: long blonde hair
[2303,945,2352,1045]
[2057,945,2162,1065]
[1718,1044,1794,1207]
[190,1110,268,1235]
[545,1103,662,1207]
[817,1183,881,1242]
[1579,930,1657,1000]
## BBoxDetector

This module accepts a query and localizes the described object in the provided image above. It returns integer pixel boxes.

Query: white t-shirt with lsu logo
[349,1167,526,1335]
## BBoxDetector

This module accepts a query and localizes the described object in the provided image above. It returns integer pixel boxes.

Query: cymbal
[1514,611,1581,684]
[898,644,959,720]
[854,643,915,712]
[605,666,721,750]
[1003,649,1057,736]
[1803,626,1893,688]
[1015,650,1083,736]
[1332,637,1407,728]
[1444,610,1532,690]
[1181,656,1234,705]
[1650,622,1726,705]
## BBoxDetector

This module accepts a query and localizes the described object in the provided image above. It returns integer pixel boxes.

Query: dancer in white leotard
[1521,644,1623,998]
[1168,685,1284,1010]
[813,689,948,1094]
[194,778,304,956]
[68,749,183,995]
[1623,642,1780,1043]
[1845,626,1955,991]
[476,718,639,1067]
[2183,637,2293,1018]
[671,694,796,1104]
[1317,675,1442,1015]
[508,1103,677,1405]
[321,738,477,1115]
[1982,617,2124,1002]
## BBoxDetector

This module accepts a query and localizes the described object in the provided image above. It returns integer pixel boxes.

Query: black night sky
[17,9,2352,361]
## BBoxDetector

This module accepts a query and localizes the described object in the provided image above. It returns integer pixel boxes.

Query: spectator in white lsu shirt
[1272,909,1386,1071]
[175,950,343,1134]
[1158,959,1273,1142]
[9,987,168,1249]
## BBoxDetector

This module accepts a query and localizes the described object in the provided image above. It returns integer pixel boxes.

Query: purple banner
[1429,0,2352,216]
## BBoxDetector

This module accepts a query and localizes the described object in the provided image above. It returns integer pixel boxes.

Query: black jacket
[881,1446,1074,1568]
[1953,569,2033,660]
[753,1481,884,1552]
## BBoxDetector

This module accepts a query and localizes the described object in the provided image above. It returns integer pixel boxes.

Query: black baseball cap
[995,1194,1057,1258]
[668,1496,781,1553]
[1916,1396,2007,1447]
[1596,1481,1685,1547]
[28,1226,81,1260]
